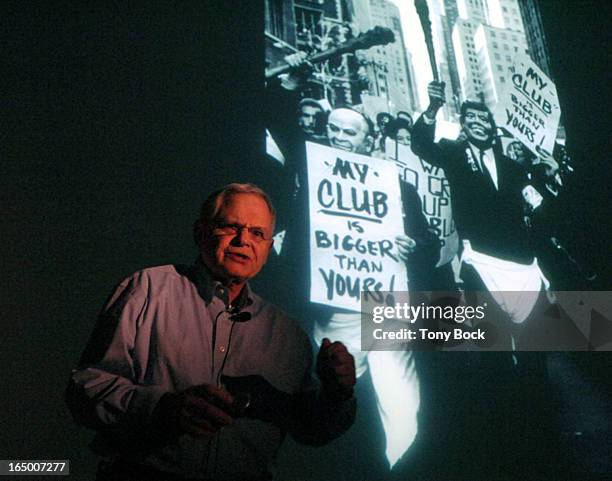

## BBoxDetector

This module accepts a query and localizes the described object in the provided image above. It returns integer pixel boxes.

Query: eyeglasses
[211,223,271,243]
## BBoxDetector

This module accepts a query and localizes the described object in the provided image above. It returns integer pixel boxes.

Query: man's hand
[280,51,314,91]
[154,384,235,439]
[316,339,356,402]
[220,374,292,424]
[395,235,417,262]
[539,157,561,179]
[425,81,446,120]
[535,151,563,188]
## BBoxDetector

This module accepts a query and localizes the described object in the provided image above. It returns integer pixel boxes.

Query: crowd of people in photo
[257,51,598,480]
[66,44,600,481]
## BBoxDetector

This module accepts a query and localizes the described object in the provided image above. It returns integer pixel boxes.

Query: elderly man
[318,105,437,468]
[262,53,439,470]
[323,106,433,269]
[66,183,356,481]
[327,107,375,154]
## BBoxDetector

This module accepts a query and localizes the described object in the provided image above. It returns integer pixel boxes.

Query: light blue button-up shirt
[67,261,355,480]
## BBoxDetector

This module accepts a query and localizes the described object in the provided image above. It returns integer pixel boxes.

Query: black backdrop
[2,1,611,480]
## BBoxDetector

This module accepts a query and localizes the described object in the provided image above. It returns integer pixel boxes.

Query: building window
[294,7,322,40]
[267,0,285,39]
[500,76,505,83]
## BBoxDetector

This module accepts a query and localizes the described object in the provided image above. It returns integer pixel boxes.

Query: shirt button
[218,346,226,353]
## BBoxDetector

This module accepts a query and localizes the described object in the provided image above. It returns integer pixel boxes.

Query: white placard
[306,142,408,311]
[494,53,561,156]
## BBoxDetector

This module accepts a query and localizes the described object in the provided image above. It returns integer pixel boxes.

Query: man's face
[507,141,528,166]
[396,128,411,146]
[199,193,274,284]
[298,105,322,137]
[462,108,494,143]
[327,108,371,154]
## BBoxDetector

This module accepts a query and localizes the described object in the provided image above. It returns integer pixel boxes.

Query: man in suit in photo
[409,81,560,479]
[411,81,549,316]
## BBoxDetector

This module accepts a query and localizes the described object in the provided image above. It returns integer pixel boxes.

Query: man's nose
[232,227,251,245]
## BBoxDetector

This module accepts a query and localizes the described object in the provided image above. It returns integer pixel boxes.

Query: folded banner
[306,142,408,311]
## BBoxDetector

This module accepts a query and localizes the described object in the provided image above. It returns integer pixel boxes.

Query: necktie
[479,149,497,189]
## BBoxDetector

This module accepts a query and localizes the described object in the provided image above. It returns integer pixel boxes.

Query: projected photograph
[262,1,600,479]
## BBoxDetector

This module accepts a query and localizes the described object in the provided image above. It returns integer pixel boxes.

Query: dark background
[2,1,610,480]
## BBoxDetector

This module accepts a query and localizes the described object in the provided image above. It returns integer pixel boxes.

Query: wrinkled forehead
[328,108,369,133]
[215,193,274,227]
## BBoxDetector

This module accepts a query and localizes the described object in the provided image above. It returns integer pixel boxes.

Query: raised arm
[411,81,447,168]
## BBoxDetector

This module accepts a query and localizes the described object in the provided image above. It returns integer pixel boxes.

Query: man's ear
[365,135,375,154]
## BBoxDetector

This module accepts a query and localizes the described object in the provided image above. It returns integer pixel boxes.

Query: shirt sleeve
[286,336,357,446]
[411,114,447,169]
[66,273,167,434]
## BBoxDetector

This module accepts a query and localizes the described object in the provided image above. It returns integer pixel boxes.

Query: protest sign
[306,142,408,311]
[494,52,561,156]
[386,139,458,267]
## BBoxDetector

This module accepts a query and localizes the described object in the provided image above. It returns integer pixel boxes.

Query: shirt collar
[468,141,493,158]
[190,257,254,310]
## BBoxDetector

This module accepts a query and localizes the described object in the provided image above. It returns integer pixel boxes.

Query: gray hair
[198,183,276,231]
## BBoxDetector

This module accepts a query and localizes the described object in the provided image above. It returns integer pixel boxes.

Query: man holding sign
[412,81,564,477]
[310,108,435,468]
[412,82,550,319]
[263,53,439,469]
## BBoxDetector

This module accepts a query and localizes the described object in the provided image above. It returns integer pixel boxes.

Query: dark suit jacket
[412,115,534,264]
